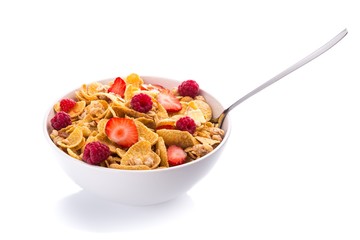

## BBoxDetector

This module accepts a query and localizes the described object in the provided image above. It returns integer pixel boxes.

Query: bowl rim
[44,75,232,173]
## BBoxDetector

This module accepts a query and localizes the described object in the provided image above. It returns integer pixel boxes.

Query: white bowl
[44,76,231,205]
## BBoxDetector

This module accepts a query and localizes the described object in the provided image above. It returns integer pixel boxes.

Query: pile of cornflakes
[49,73,225,170]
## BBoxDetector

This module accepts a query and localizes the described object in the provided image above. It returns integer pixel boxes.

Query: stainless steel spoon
[212,29,348,128]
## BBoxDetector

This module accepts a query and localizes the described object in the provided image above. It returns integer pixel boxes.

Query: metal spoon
[212,29,348,128]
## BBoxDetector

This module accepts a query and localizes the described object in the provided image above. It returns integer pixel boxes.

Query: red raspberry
[130,93,153,113]
[50,111,72,130]
[176,116,196,134]
[178,80,199,98]
[83,141,110,165]
[60,98,76,112]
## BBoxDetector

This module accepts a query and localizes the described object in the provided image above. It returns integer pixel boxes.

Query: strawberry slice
[141,84,165,91]
[105,118,138,148]
[167,145,187,166]
[156,125,175,130]
[157,90,182,112]
[108,77,126,98]
[140,84,148,91]
[148,84,165,91]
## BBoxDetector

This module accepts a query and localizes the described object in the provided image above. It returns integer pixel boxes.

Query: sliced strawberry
[167,145,187,166]
[108,77,126,98]
[141,84,165,91]
[157,90,182,112]
[149,84,165,91]
[156,125,175,130]
[140,84,148,91]
[105,118,138,148]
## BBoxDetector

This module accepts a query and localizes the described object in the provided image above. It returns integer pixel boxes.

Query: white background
[0,0,359,239]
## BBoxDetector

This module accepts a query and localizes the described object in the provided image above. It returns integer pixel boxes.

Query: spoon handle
[225,28,348,115]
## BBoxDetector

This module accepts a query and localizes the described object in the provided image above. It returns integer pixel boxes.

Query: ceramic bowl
[44,76,231,205]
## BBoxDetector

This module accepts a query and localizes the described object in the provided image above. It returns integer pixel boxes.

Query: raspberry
[130,93,153,113]
[176,116,196,134]
[60,98,76,112]
[50,111,72,130]
[178,80,199,98]
[83,141,110,165]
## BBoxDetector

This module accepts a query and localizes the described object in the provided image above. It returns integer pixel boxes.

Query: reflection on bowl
[44,76,231,205]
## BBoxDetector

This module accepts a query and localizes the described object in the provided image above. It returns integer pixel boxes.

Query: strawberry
[167,145,187,166]
[140,84,148,91]
[148,84,165,91]
[156,125,175,130]
[108,77,126,98]
[105,118,138,148]
[157,90,182,112]
[141,84,165,91]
